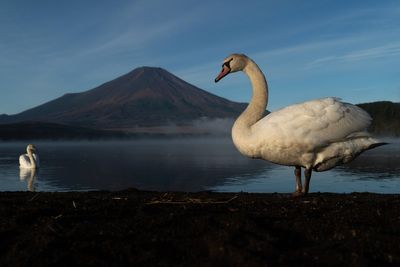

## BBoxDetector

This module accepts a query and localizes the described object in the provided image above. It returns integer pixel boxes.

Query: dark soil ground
[0,190,399,267]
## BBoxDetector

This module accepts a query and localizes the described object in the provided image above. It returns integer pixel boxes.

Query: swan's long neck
[27,150,36,169]
[231,59,268,157]
[233,59,268,135]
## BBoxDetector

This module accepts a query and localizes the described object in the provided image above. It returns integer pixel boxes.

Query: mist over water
[0,137,399,193]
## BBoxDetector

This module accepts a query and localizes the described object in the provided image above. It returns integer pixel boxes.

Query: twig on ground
[112,197,128,200]
[54,214,63,220]
[28,194,40,202]
[145,195,239,205]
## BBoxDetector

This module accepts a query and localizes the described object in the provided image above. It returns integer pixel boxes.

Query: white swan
[215,54,386,195]
[19,144,40,169]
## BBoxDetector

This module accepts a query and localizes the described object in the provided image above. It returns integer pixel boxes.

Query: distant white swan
[215,54,386,196]
[19,144,40,169]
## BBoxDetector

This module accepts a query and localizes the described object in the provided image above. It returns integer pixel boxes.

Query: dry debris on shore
[0,190,399,266]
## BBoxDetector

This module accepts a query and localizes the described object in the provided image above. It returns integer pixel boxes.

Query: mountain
[357,101,400,137]
[0,67,246,130]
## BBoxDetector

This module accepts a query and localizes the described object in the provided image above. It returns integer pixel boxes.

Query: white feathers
[248,97,382,169]
[19,144,40,169]
[19,153,40,169]
[253,97,372,149]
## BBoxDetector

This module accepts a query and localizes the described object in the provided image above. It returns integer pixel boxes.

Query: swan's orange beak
[215,65,230,83]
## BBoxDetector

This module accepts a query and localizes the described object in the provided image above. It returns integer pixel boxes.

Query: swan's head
[27,144,37,154]
[215,54,248,83]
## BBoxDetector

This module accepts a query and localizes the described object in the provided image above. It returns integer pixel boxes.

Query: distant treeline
[357,101,400,137]
[0,122,207,140]
[0,122,129,141]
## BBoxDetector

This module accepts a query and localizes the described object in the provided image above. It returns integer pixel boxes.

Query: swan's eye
[223,58,233,68]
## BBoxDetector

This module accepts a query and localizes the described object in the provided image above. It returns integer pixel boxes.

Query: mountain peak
[128,66,171,77]
[109,66,177,87]
[135,66,166,71]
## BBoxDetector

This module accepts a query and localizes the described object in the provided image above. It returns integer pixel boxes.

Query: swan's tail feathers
[366,142,389,150]
[313,138,387,172]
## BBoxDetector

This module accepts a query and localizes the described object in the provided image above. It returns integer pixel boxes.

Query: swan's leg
[295,166,302,192]
[302,168,312,194]
[292,166,303,196]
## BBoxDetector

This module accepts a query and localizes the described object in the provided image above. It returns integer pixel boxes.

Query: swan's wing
[19,154,31,168]
[253,97,372,149]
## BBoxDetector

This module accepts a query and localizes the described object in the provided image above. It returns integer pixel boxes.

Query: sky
[1,0,399,115]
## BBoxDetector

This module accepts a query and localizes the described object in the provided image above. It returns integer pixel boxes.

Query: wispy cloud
[253,36,363,60]
[78,5,203,58]
[309,43,400,66]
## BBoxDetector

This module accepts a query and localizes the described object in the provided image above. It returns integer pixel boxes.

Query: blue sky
[1,0,399,114]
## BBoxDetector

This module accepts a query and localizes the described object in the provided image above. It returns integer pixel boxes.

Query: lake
[0,138,399,193]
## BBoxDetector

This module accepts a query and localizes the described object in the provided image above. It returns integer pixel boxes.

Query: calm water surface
[0,138,399,193]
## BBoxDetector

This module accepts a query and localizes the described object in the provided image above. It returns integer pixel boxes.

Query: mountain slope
[0,67,246,129]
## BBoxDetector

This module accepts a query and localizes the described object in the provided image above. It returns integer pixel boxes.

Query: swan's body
[215,54,385,195]
[19,144,40,169]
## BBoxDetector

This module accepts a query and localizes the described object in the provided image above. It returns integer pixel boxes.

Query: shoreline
[1,190,399,266]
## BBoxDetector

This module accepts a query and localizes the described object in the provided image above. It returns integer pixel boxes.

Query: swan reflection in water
[19,168,38,191]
